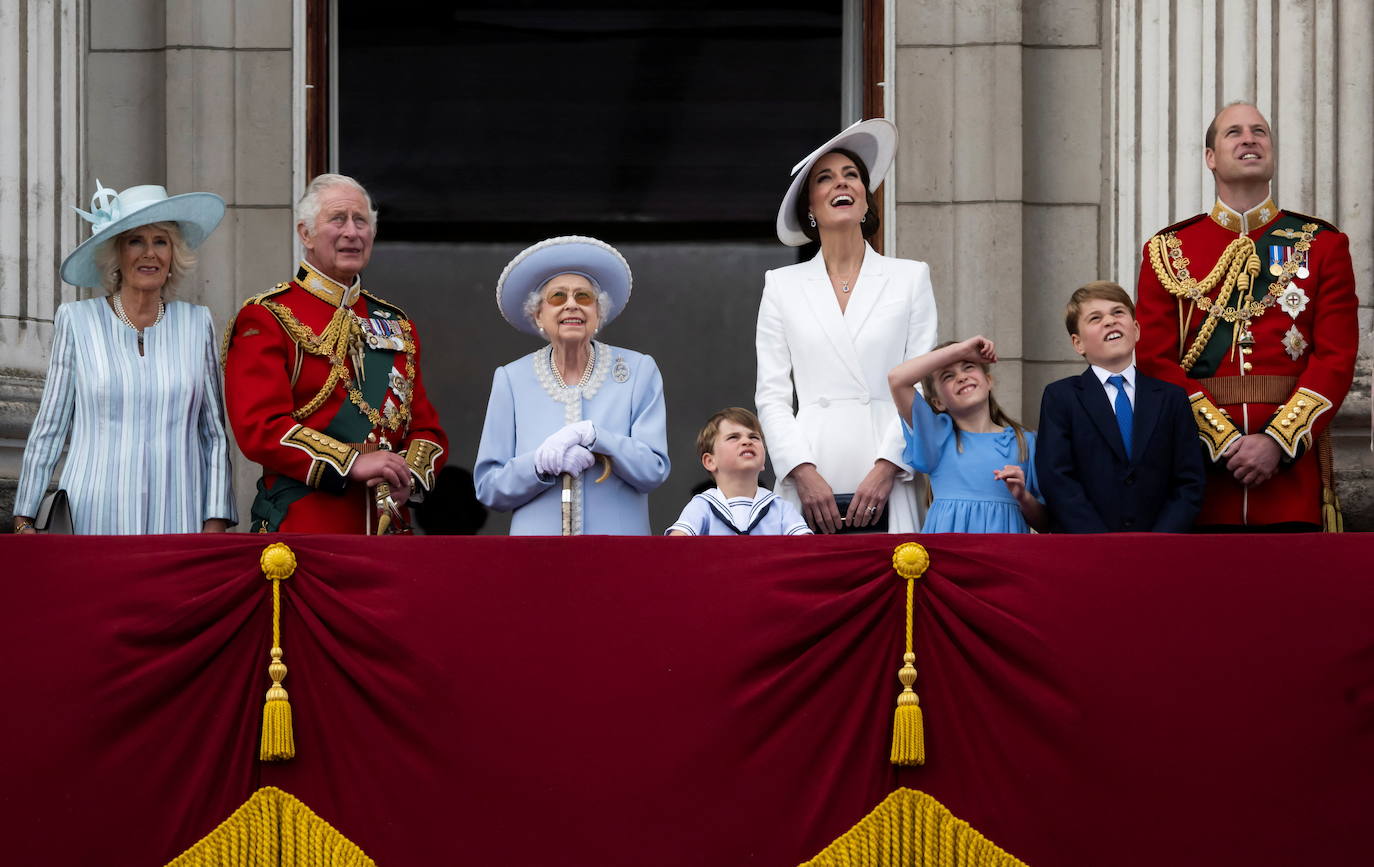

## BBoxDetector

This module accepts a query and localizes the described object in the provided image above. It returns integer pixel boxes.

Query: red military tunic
[223,260,447,532]
[1135,198,1357,528]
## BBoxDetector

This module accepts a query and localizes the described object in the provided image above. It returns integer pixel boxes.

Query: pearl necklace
[112,291,165,354]
[551,342,597,389]
[112,291,165,332]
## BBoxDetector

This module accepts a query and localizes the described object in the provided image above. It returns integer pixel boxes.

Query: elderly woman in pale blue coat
[475,236,670,535]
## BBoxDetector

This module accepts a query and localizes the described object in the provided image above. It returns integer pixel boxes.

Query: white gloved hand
[534,421,598,476]
[567,419,596,447]
[562,445,596,476]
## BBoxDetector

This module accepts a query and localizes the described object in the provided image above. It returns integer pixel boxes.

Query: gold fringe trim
[890,544,930,766]
[799,788,1028,867]
[164,786,375,867]
[259,543,297,761]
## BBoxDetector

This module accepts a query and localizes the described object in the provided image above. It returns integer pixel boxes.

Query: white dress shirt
[1090,363,1137,414]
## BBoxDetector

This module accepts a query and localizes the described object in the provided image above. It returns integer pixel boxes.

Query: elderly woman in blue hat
[11,182,237,534]
[474,236,670,535]
[756,119,938,534]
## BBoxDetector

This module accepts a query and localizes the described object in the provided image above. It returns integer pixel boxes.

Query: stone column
[892,0,1027,414]
[1021,0,1106,417]
[891,0,1106,426]
[0,0,83,514]
[154,0,298,522]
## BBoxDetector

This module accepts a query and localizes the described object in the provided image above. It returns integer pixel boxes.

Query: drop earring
[860,214,866,223]
[808,213,816,228]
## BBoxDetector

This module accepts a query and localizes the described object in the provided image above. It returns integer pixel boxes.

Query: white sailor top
[666,486,812,536]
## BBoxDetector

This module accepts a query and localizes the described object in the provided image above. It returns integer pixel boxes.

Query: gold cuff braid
[403,438,444,491]
[280,424,359,487]
[1265,387,1333,459]
[1189,392,1241,462]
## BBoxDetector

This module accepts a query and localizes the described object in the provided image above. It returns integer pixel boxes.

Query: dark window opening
[337,1,843,242]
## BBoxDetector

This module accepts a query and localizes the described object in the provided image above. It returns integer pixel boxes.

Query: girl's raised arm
[887,336,997,421]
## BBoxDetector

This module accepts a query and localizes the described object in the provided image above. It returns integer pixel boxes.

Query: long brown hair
[919,341,1030,463]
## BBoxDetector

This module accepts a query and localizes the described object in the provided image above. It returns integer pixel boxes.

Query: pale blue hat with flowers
[495,235,633,338]
[59,181,226,288]
[776,118,898,247]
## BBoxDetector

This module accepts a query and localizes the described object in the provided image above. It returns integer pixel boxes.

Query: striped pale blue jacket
[15,297,237,533]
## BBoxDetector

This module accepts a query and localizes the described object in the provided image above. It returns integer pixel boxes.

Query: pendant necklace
[832,263,861,294]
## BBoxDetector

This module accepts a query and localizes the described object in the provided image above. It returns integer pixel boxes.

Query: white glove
[561,445,596,476]
[534,421,597,476]
[566,419,596,447]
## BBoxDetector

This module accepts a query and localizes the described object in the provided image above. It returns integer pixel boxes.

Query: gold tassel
[891,653,924,764]
[1322,487,1343,533]
[890,543,930,766]
[259,543,298,761]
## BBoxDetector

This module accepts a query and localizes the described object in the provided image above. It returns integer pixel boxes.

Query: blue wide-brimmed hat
[776,118,898,247]
[59,181,226,288]
[495,236,632,338]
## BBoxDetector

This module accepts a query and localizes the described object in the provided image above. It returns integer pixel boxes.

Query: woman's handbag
[832,493,889,534]
[35,489,73,533]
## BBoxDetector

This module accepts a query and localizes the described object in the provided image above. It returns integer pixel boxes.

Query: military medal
[1297,265,1310,279]
[1268,245,1286,277]
[1280,284,1309,319]
[361,315,407,351]
[1282,325,1309,361]
[388,367,412,404]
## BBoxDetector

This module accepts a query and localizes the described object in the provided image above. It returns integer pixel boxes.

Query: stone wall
[0,0,296,520]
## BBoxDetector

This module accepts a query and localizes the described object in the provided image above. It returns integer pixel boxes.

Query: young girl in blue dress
[887,336,1047,533]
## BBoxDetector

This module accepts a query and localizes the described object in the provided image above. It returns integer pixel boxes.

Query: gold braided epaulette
[1265,387,1333,459]
[1190,392,1241,462]
[244,283,291,307]
[221,284,292,367]
[1154,213,1206,236]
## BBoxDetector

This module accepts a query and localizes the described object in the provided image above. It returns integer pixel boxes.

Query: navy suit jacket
[1035,368,1205,533]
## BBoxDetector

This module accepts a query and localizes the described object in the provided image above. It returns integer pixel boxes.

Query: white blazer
[755,244,938,533]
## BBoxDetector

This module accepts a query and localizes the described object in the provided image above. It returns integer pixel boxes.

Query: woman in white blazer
[755,119,937,533]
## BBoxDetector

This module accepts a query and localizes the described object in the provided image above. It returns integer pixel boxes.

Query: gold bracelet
[13,520,34,533]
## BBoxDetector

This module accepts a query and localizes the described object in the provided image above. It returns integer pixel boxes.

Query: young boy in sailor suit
[666,408,812,536]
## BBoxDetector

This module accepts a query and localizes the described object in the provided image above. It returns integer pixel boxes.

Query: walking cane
[561,455,612,536]
[560,473,573,535]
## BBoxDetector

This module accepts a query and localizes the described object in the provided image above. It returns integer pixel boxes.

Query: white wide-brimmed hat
[775,118,898,247]
[59,181,226,288]
[495,236,632,338]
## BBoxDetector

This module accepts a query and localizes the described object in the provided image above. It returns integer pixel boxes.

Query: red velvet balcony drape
[2,533,1370,866]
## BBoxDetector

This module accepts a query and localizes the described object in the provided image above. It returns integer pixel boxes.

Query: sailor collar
[699,487,778,534]
[296,260,362,308]
[1209,196,1278,234]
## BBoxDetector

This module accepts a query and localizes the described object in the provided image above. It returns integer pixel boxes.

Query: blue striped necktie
[1107,374,1133,456]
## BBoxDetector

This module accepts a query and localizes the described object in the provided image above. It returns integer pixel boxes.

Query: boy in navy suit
[1036,282,1205,532]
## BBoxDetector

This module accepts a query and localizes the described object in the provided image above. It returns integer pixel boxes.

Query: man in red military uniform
[1135,102,1357,531]
[224,174,447,532]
